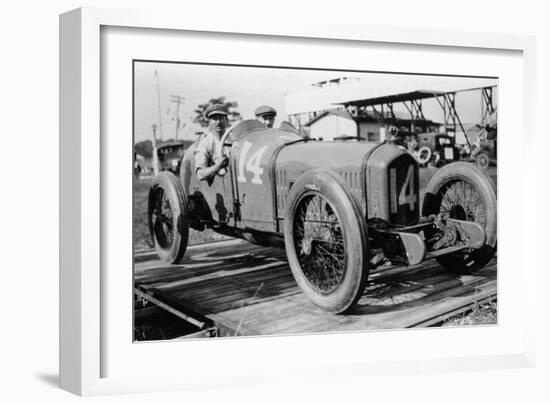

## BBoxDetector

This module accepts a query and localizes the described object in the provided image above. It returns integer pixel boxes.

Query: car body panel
[275,140,374,222]
[180,125,300,231]
[366,145,419,225]
[230,128,300,232]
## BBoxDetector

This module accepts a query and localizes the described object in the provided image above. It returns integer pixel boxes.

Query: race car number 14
[390,165,417,213]
[237,141,268,184]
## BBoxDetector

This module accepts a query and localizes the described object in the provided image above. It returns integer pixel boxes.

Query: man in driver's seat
[195,104,230,182]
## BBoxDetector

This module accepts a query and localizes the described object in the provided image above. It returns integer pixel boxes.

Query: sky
[133,61,497,144]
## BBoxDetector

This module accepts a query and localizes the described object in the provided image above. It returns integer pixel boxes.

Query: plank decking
[134,239,497,337]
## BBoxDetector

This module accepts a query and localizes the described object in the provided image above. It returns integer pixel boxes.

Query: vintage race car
[148,120,497,314]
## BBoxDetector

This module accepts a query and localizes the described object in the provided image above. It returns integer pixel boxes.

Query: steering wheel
[220,125,234,148]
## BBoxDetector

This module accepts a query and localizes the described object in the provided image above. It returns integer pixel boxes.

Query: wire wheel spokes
[152,188,174,249]
[293,193,346,294]
[438,179,487,262]
[438,180,486,227]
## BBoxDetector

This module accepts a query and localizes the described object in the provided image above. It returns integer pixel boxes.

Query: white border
[60,7,537,396]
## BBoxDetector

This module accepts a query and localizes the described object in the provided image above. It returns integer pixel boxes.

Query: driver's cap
[205,104,229,118]
[255,105,277,117]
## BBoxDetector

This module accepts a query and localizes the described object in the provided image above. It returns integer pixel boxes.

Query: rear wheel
[283,169,369,314]
[476,152,490,169]
[148,171,189,263]
[422,162,497,273]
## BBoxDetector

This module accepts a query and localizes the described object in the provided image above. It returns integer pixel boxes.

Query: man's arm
[196,157,228,182]
[194,135,229,182]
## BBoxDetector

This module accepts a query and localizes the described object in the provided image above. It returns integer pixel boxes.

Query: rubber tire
[416,145,432,166]
[422,162,497,274]
[476,152,490,169]
[148,171,189,264]
[283,169,369,314]
[470,144,479,157]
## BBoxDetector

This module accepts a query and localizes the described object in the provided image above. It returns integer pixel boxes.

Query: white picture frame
[60,7,537,396]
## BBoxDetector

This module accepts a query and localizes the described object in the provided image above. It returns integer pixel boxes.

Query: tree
[134,139,153,159]
[193,96,242,128]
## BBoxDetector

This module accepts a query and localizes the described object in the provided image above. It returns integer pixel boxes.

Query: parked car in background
[156,140,186,175]
[415,132,460,167]
[471,120,497,170]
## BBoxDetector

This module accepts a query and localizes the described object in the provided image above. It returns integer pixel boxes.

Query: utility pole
[154,70,164,142]
[152,124,159,176]
[170,95,185,140]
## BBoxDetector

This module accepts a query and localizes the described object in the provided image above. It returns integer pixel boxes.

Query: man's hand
[215,156,229,177]
[216,155,229,169]
[197,156,229,182]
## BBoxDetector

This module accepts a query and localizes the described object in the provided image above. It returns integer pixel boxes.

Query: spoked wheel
[293,193,345,294]
[422,162,497,273]
[148,171,189,263]
[284,169,369,314]
[416,145,432,166]
[439,181,485,223]
[476,152,490,169]
[151,187,173,247]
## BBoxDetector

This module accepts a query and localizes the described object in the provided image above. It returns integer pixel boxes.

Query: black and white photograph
[2,0,548,398]
[132,61,498,341]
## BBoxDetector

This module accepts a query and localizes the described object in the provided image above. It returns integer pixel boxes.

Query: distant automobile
[148,120,497,314]
[415,132,460,166]
[156,140,186,175]
[471,124,497,169]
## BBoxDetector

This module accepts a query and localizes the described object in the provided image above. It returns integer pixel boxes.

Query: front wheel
[283,169,369,314]
[422,162,497,273]
[148,171,189,263]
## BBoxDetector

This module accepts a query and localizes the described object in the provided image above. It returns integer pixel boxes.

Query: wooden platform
[134,239,497,337]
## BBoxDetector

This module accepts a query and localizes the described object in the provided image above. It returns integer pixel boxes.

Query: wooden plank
[134,240,285,274]
[146,289,258,337]
[192,275,297,306]
[343,280,497,330]
[154,260,287,290]
[415,293,497,327]
[134,239,497,337]
[164,275,296,307]
[134,288,207,329]
[166,263,292,296]
[222,293,308,325]
[224,297,322,334]
[160,273,296,311]
[223,262,497,333]
[353,272,495,319]
[135,249,286,281]
[177,327,218,339]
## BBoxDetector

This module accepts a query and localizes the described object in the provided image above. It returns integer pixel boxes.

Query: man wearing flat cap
[194,104,230,182]
[255,105,277,128]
